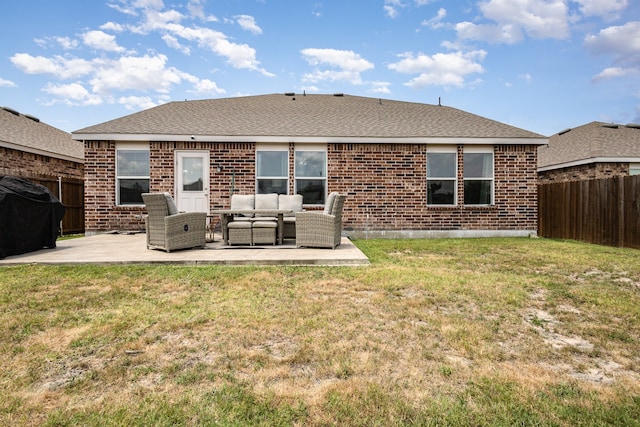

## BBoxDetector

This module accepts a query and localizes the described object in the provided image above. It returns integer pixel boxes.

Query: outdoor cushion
[324,192,338,214]
[252,220,278,228]
[227,221,252,229]
[230,194,255,218]
[255,193,278,210]
[164,192,179,215]
[278,194,303,217]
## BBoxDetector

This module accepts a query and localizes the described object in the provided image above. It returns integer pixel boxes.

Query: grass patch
[1,238,640,425]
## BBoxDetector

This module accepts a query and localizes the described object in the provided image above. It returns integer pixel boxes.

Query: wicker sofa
[295,192,346,249]
[142,193,207,252]
[227,193,303,245]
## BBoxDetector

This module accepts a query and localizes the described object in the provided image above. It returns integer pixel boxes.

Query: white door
[175,151,209,212]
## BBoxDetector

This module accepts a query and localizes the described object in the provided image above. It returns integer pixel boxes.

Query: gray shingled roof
[0,107,83,162]
[73,93,545,141]
[538,121,640,169]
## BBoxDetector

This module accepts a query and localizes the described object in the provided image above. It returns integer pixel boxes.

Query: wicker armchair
[142,193,207,252]
[295,193,346,249]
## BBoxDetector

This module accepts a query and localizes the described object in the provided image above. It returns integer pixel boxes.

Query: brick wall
[84,141,539,235]
[331,143,538,233]
[84,140,258,233]
[0,146,83,180]
[538,162,629,184]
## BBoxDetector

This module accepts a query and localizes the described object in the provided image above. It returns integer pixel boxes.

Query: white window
[295,145,327,205]
[116,143,149,205]
[427,147,457,205]
[464,146,494,205]
[630,163,640,176]
[256,145,288,194]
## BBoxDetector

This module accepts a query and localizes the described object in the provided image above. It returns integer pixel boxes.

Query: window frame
[629,162,640,176]
[426,146,458,206]
[294,144,327,207]
[115,142,150,206]
[463,146,494,206]
[255,144,289,195]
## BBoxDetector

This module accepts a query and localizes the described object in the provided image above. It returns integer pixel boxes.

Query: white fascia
[72,134,548,146]
[537,157,640,172]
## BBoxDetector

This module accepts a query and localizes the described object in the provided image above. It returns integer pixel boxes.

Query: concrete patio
[0,232,370,266]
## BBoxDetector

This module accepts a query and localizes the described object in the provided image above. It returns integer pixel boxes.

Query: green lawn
[1,238,639,426]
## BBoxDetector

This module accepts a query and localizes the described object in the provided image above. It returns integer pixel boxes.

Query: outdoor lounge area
[0,190,367,266]
[142,191,348,252]
[0,232,369,266]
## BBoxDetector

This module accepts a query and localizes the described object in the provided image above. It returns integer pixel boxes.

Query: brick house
[538,121,640,183]
[0,106,83,181]
[72,93,546,237]
[1,106,85,234]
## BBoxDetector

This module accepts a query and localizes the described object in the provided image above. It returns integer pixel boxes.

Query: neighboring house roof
[538,121,640,171]
[72,93,546,145]
[0,106,84,162]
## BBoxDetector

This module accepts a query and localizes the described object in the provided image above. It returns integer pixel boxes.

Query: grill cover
[0,176,65,259]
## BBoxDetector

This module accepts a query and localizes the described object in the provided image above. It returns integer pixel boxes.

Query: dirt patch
[523,290,624,384]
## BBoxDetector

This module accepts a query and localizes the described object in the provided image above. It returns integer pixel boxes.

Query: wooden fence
[538,176,640,249]
[29,176,85,235]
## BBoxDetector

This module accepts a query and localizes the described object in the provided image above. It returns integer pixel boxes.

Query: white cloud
[388,50,486,88]
[118,95,158,110]
[456,0,569,44]
[153,23,273,75]
[10,53,94,79]
[191,78,226,94]
[106,0,138,16]
[82,30,126,52]
[300,48,374,85]
[141,8,185,31]
[235,15,262,35]
[584,21,640,58]
[370,81,391,94]
[12,0,274,111]
[573,0,628,19]
[384,5,400,18]
[585,21,640,80]
[89,54,186,94]
[56,36,79,50]
[592,67,639,82]
[108,1,272,75]
[187,0,217,21]
[301,48,374,72]
[421,8,447,29]
[519,73,532,83]
[455,21,523,44]
[384,0,404,18]
[162,34,191,54]
[33,36,79,50]
[100,22,125,32]
[0,77,16,87]
[43,82,103,106]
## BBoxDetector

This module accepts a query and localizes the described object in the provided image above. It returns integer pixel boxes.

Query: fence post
[58,176,63,236]
[618,176,625,247]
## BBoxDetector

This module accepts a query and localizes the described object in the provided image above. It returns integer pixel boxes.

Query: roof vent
[2,106,19,116]
[602,123,619,129]
[558,128,572,135]
[24,114,40,123]
[626,123,640,129]
[284,92,295,96]
[333,93,344,97]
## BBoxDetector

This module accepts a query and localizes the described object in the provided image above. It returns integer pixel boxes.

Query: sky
[0,0,638,137]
